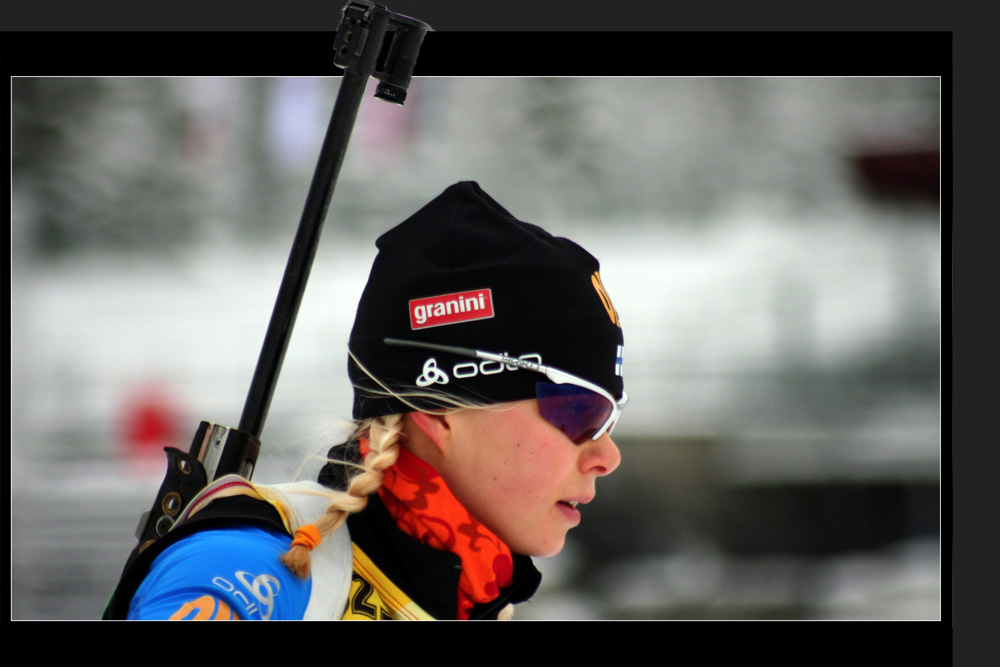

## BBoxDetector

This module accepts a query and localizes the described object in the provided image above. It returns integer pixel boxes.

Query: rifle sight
[334,1,433,106]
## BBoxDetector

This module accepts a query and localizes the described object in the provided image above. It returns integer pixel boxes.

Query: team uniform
[105,450,542,620]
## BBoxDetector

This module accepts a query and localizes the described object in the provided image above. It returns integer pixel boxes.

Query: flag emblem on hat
[615,345,624,376]
[409,289,495,330]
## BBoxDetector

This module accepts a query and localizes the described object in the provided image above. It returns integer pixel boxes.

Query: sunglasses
[384,337,628,442]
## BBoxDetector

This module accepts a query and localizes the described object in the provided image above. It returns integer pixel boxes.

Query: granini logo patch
[409,289,495,330]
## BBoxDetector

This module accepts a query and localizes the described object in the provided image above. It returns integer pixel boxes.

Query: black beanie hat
[348,181,624,419]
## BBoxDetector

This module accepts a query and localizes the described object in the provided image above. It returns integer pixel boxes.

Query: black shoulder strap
[101,495,287,619]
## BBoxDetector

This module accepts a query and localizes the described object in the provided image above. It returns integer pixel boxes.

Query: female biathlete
[104,181,627,620]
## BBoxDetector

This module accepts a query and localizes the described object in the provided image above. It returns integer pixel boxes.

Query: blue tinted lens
[536,382,614,442]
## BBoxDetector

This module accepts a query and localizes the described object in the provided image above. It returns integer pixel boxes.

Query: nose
[581,432,621,477]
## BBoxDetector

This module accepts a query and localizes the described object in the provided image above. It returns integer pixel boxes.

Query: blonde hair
[277,352,517,619]
[279,350,494,578]
[279,413,403,578]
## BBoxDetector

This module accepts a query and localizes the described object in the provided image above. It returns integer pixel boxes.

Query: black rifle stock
[128,1,431,559]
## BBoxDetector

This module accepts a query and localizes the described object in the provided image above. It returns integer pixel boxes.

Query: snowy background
[11,76,941,620]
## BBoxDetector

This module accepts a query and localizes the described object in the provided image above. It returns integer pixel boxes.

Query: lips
[557,496,593,511]
[560,494,593,507]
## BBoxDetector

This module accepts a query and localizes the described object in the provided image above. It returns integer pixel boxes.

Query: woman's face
[435,399,621,558]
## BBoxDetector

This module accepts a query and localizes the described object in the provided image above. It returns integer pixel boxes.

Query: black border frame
[4,3,976,666]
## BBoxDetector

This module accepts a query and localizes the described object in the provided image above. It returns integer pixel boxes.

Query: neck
[373,443,514,619]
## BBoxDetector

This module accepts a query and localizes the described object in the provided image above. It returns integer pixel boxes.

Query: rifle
[126,1,431,564]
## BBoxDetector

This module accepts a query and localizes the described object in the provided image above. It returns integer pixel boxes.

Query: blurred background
[10,76,941,620]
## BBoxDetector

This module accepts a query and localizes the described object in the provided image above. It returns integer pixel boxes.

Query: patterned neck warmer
[361,439,514,619]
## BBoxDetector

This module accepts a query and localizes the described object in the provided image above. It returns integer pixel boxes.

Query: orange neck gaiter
[361,439,514,619]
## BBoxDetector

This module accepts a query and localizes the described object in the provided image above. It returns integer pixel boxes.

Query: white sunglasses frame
[383,337,628,440]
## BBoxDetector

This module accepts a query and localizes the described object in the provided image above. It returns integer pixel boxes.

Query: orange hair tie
[290,524,322,551]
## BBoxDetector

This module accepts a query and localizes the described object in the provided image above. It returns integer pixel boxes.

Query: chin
[523,535,567,559]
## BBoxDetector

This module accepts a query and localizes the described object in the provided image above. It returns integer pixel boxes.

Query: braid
[278,351,491,581]
[280,414,403,578]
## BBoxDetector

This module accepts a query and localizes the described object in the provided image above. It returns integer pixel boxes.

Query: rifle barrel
[238,70,369,439]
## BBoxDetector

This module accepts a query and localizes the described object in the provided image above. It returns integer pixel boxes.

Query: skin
[402,399,621,558]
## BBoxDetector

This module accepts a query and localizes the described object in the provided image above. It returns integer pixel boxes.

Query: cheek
[511,440,570,489]
[488,431,575,503]
[456,407,574,504]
